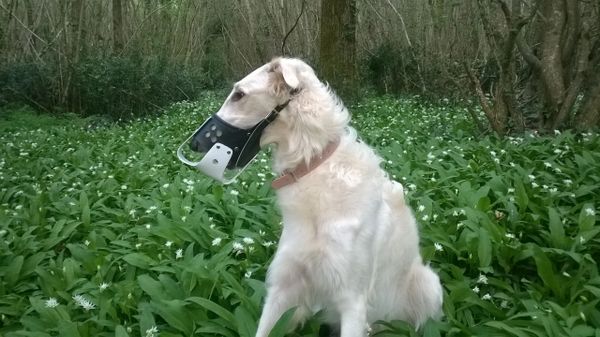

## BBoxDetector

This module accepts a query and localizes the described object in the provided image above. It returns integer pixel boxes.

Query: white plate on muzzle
[177,132,256,184]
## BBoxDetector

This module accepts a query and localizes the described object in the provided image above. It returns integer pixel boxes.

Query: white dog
[214,58,443,337]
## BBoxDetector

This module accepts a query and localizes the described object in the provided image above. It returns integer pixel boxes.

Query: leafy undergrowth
[1,93,599,337]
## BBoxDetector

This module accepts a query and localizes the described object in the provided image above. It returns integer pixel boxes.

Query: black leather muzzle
[189,101,289,168]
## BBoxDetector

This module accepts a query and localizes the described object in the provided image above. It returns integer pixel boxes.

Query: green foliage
[71,56,206,119]
[363,42,415,95]
[0,62,55,109]
[361,42,467,98]
[0,57,210,119]
[1,94,599,336]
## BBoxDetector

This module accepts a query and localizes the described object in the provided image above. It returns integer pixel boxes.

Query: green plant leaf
[234,305,257,337]
[80,191,90,226]
[115,325,129,337]
[478,228,492,268]
[123,253,156,269]
[548,208,566,248]
[187,297,236,329]
[268,307,297,337]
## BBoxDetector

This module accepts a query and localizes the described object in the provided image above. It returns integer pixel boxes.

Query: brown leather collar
[271,139,340,189]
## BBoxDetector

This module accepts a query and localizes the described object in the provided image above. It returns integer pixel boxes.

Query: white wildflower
[418,205,426,212]
[242,237,254,245]
[482,293,492,301]
[528,174,536,180]
[408,183,416,191]
[505,232,516,239]
[145,326,159,337]
[121,185,127,190]
[175,248,183,259]
[72,294,95,311]
[230,190,239,196]
[45,297,59,308]
[162,183,169,188]
[544,162,552,168]
[421,214,429,221]
[232,242,244,254]
[434,243,443,251]
[244,270,253,278]
[585,208,595,216]
[165,241,173,248]
[563,179,572,185]
[99,282,110,292]
[472,286,480,294]
[212,237,222,246]
[263,241,275,247]
[477,274,488,284]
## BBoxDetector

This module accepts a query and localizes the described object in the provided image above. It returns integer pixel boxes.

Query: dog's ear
[269,58,300,91]
[280,62,300,89]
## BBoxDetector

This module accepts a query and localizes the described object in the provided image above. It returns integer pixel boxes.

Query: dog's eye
[231,91,245,102]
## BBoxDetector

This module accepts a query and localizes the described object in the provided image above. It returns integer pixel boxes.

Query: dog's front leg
[255,253,309,337]
[255,284,307,337]
[338,296,368,337]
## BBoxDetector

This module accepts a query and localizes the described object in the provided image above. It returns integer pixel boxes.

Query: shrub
[0,62,55,111]
[0,57,210,119]
[71,56,207,119]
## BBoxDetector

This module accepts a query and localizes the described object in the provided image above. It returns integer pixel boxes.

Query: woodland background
[0,0,599,134]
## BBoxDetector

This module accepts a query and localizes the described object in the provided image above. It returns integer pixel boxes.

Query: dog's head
[177,58,321,183]
[214,57,316,129]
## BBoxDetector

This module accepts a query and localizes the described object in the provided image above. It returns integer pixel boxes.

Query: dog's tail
[406,261,443,329]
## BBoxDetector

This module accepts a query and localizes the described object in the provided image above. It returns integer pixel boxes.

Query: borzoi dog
[187,58,443,337]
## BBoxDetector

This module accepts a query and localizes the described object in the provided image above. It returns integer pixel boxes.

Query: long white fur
[215,58,443,337]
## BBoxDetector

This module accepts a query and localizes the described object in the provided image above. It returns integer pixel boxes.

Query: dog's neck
[271,138,340,189]
[265,86,349,174]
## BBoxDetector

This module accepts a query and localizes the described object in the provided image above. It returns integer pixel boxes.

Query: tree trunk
[112,0,124,53]
[66,0,83,112]
[576,77,600,130]
[24,0,36,55]
[319,0,357,100]
[539,0,566,128]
